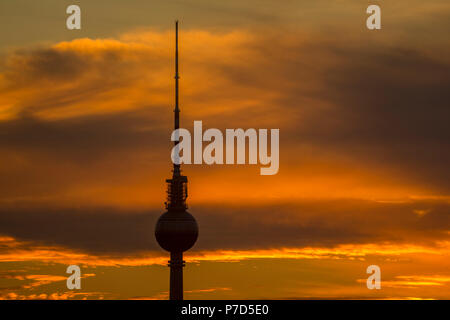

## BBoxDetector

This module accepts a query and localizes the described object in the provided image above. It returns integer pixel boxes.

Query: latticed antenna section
[165,174,188,210]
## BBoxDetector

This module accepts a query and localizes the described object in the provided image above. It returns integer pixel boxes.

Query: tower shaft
[169,251,184,300]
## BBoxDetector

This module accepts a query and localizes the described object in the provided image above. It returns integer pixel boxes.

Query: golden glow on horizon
[1,236,449,267]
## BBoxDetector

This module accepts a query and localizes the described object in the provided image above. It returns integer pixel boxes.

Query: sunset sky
[0,0,449,299]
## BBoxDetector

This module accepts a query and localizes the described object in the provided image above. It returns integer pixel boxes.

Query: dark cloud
[251,38,450,192]
[0,199,448,254]
[0,207,159,254]
[0,41,171,116]
[0,110,168,161]
[0,110,173,201]
[317,45,450,191]
[0,25,449,257]
[194,200,450,250]
[191,31,450,191]
[4,48,88,83]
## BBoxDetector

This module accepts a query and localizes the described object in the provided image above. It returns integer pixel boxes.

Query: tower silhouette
[154,21,199,301]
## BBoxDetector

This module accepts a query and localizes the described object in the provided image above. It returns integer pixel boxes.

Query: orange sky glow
[0,0,449,300]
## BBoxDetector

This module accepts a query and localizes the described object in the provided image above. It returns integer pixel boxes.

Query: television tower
[155,21,199,301]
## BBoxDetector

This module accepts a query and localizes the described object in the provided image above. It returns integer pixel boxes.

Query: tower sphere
[155,209,198,252]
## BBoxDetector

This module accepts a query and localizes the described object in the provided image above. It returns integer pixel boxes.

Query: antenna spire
[174,20,179,130]
[173,20,181,176]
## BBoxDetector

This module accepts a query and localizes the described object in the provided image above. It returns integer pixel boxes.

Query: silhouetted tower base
[169,252,185,300]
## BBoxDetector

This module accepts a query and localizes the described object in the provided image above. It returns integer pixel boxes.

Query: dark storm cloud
[0,109,173,200]
[188,31,450,191]
[0,40,171,116]
[245,37,450,192]
[0,199,448,254]
[313,45,450,191]
[194,200,450,250]
[0,110,168,161]
[3,48,88,83]
[2,44,156,85]
[0,207,160,254]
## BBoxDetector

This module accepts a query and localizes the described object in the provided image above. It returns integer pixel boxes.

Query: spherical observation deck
[155,209,198,253]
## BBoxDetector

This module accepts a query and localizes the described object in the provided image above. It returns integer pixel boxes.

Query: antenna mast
[174,20,179,131]
[166,20,187,210]
[173,20,181,177]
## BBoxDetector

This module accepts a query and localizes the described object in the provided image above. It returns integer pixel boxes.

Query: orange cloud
[1,236,449,267]
[0,22,449,212]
